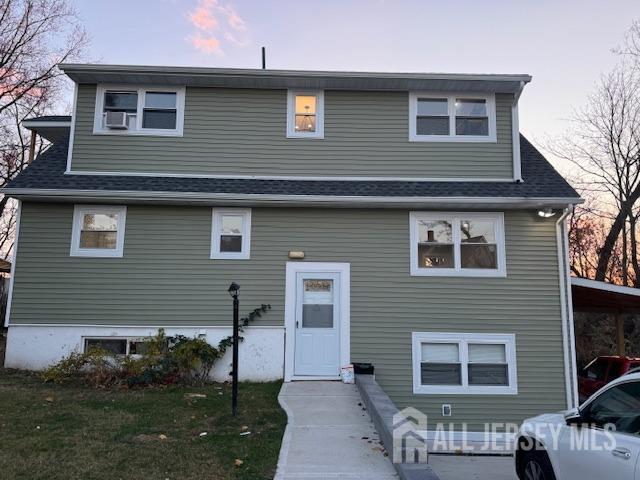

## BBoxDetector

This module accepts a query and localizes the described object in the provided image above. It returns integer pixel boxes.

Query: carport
[572,277,640,356]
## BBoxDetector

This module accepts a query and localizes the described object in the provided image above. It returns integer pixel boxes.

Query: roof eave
[58,63,532,93]
[3,188,582,208]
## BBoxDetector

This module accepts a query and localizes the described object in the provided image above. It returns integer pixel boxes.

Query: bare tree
[549,59,640,284]
[0,0,86,258]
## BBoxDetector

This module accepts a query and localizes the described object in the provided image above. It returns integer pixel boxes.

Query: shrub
[42,330,221,388]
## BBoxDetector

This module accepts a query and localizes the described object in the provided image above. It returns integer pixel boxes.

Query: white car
[516,372,640,480]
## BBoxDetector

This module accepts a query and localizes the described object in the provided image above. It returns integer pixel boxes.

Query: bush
[42,329,222,388]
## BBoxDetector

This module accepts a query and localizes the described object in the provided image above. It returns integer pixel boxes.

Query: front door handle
[296,321,299,328]
[612,448,632,459]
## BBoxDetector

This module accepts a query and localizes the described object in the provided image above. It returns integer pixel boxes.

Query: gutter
[2,188,583,208]
[556,207,579,408]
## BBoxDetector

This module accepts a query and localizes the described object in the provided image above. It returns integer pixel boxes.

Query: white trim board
[3,200,21,328]
[64,169,514,183]
[571,276,640,297]
[65,82,78,173]
[7,323,284,329]
[284,262,350,382]
[4,188,583,208]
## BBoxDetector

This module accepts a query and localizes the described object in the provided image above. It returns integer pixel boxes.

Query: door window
[582,381,640,434]
[302,279,333,328]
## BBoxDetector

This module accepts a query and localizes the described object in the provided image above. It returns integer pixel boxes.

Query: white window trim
[408,92,497,142]
[412,332,518,395]
[409,211,506,277]
[83,337,149,356]
[71,205,127,258]
[286,90,324,139]
[93,84,185,137]
[210,208,251,260]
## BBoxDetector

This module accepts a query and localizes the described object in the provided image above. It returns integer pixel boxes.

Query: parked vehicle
[579,356,640,402]
[516,372,640,480]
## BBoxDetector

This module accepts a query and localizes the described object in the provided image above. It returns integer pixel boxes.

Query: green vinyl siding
[71,85,514,178]
[11,203,566,427]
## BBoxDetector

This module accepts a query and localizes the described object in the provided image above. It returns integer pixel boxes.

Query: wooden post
[616,312,625,357]
[27,130,36,164]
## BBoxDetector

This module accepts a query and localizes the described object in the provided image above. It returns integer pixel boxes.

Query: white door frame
[284,262,350,381]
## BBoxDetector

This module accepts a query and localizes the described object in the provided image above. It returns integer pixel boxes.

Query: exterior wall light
[538,208,556,218]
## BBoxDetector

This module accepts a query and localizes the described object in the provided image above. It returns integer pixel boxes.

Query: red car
[578,355,640,402]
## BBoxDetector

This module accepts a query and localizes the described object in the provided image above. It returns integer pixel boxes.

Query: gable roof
[3,136,580,208]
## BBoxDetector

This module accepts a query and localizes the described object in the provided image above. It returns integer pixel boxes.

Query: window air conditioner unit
[105,111,128,129]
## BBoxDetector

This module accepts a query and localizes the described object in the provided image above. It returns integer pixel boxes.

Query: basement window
[84,338,151,356]
[412,332,518,395]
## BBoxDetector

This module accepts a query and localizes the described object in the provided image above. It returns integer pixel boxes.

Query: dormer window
[287,90,324,139]
[93,85,185,136]
[409,93,496,142]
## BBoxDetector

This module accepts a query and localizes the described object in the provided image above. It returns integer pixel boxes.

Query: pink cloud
[186,0,248,54]
[189,33,222,55]
[190,6,218,30]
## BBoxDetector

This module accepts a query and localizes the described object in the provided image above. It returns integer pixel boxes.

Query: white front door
[294,272,340,377]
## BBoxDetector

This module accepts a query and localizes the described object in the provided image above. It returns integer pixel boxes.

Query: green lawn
[0,369,286,480]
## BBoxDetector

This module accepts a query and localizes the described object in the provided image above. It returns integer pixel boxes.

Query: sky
[70,0,639,172]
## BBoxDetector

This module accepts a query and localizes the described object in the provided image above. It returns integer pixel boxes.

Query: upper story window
[211,208,251,260]
[408,93,496,142]
[287,90,324,139]
[409,212,506,277]
[71,205,127,258]
[93,85,185,137]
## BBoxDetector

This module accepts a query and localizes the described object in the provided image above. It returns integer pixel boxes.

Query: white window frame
[286,90,324,139]
[409,211,506,277]
[408,92,496,142]
[412,332,518,395]
[83,337,149,356]
[210,208,251,260]
[71,205,127,258]
[93,84,185,137]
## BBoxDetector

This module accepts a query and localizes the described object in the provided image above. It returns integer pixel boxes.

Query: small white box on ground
[341,364,354,383]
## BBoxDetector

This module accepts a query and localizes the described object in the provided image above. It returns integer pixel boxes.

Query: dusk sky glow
[72,0,640,172]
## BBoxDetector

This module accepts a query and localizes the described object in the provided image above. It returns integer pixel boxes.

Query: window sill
[408,134,497,143]
[413,385,518,395]
[71,249,124,258]
[286,132,324,139]
[210,253,250,260]
[410,267,506,278]
[92,129,183,137]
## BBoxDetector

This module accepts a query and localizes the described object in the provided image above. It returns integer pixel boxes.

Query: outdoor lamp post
[228,282,240,416]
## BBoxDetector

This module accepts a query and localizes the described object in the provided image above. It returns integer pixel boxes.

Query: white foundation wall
[4,325,285,382]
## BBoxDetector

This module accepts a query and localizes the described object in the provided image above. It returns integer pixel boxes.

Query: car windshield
[583,381,640,435]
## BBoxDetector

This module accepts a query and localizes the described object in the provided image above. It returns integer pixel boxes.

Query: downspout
[556,206,578,408]
[511,81,526,183]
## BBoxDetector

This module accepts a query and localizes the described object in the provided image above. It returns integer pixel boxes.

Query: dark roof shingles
[6,135,579,199]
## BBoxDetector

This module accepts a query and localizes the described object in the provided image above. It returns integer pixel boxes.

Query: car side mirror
[564,408,583,425]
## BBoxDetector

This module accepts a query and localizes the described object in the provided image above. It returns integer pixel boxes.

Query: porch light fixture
[537,208,556,218]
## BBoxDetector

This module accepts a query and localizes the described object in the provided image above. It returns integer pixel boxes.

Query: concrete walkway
[275,381,399,479]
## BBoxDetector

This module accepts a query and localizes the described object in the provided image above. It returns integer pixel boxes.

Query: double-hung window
[412,332,517,395]
[94,85,185,136]
[211,208,251,259]
[409,212,506,277]
[71,206,126,258]
[287,90,324,138]
[409,93,496,142]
